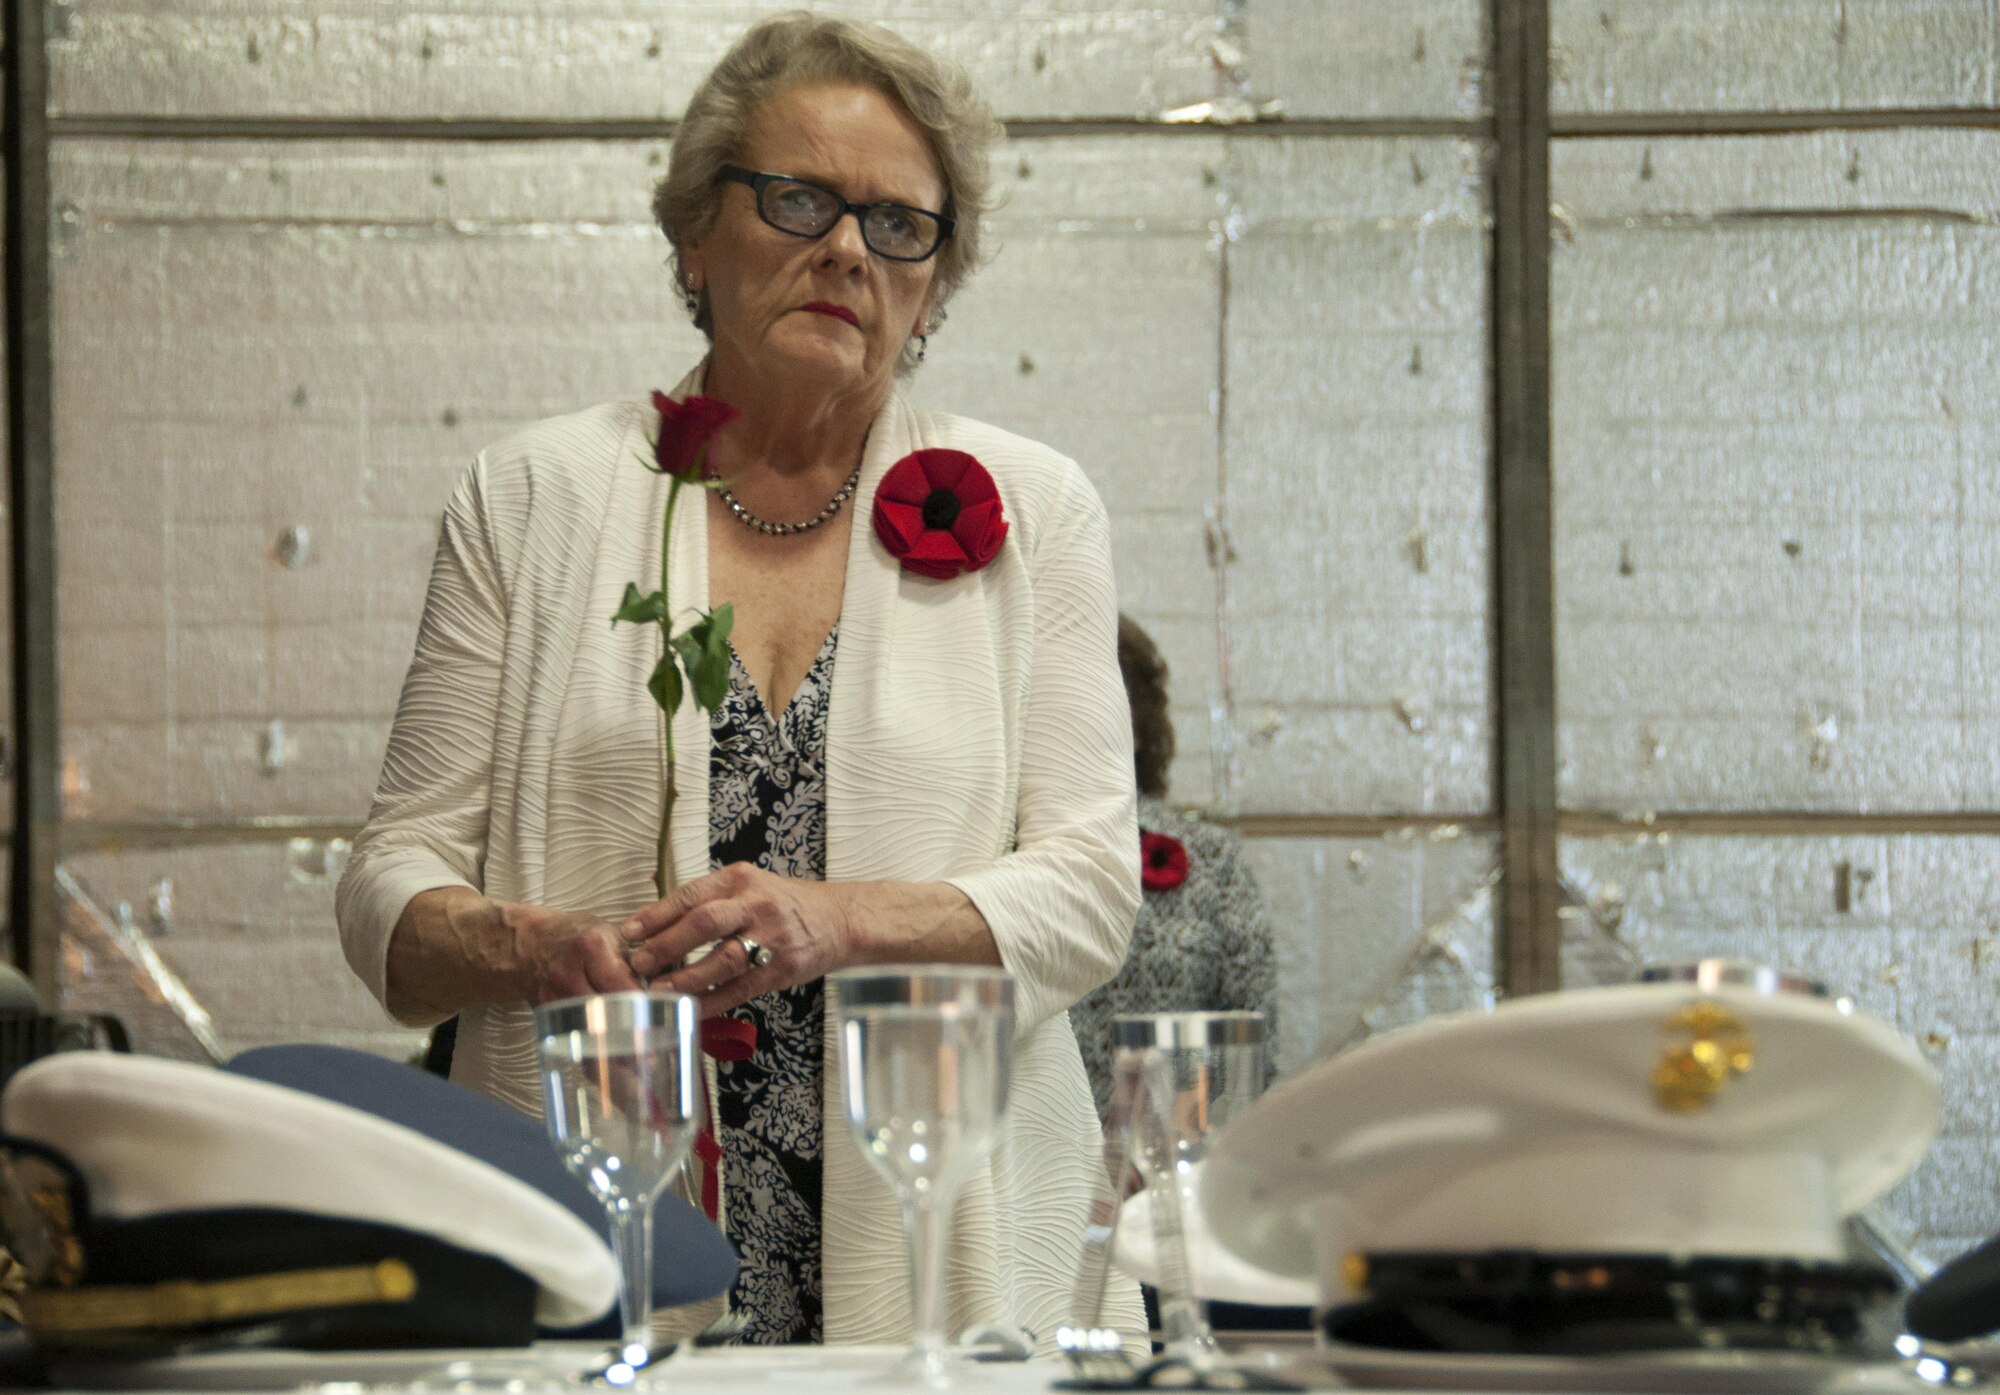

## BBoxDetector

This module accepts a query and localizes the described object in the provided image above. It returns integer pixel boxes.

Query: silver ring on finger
[734,934,774,970]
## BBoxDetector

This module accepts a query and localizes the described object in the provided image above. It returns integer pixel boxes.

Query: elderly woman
[337,13,1141,1349]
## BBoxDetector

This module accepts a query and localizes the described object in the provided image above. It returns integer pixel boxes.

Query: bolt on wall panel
[1552,131,2000,815]
[1552,0,2000,114]
[59,840,421,1060]
[1560,833,2000,1264]
[51,2,1210,124]
[1221,137,1491,818]
[1240,827,1497,1079]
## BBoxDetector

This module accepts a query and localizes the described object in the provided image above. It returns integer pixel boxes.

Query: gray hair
[653,12,1002,375]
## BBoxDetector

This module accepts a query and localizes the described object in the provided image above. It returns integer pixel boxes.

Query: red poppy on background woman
[1140,831,1189,891]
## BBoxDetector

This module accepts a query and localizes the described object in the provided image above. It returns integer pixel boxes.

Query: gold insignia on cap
[1654,1000,1754,1112]
[1341,1253,1370,1294]
[0,1149,86,1299]
[0,1249,28,1326]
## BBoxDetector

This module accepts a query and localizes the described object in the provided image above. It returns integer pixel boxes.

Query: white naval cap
[1114,1164,1317,1307]
[1199,978,1939,1307]
[2,1051,619,1330]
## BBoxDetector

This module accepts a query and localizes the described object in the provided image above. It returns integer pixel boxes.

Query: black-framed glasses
[718,164,954,263]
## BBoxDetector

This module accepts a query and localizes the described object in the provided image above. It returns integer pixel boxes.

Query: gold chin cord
[20,1258,418,1335]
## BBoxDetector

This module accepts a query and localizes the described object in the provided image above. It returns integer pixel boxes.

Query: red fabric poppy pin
[1141,831,1188,892]
[871,448,1009,579]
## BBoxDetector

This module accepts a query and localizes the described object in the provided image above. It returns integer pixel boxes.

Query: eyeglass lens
[759,178,942,261]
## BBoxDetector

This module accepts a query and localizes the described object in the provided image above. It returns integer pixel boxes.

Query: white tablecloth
[41,1340,1927,1395]
[48,1344,1118,1394]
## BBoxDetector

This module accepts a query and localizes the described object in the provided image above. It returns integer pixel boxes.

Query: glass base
[404,1355,579,1394]
[884,1344,996,1389]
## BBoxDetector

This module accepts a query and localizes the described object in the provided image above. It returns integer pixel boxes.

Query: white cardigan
[337,376,1145,1346]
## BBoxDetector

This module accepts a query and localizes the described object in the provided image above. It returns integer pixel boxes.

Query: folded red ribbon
[699,1017,756,1063]
[693,1126,724,1220]
[691,1017,758,1218]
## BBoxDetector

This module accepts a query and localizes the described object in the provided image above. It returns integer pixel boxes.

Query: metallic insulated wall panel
[51,2,1214,123]
[49,1,1489,124]
[59,842,420,1059]
[1222,137,1491,816]
[1250,0,1486,119]
[1554,129,2000,217]
[1551,131,2000,814]
[913,135,1228,805]
[1560,833,2000,1264]
[1240,828,1497,1078]
[1552,0,2000,114]
[57,131,1474,824]
[53,137,706,821]
[52,135,1224,817]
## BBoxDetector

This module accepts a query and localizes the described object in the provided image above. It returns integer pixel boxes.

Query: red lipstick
[801,301,860,327]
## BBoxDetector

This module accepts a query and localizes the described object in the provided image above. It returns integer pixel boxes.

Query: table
[29,1339,1928,1394]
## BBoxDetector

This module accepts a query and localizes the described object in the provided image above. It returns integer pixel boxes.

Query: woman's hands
[384,874,998,1024]
[623,863,860,1015]
[620,866,1001,1016]
[384,887,643,1023]
[513,906,648,1005]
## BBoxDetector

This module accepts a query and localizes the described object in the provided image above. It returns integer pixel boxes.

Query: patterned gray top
[1068,796,1279,1114]
[709,627,839,1345]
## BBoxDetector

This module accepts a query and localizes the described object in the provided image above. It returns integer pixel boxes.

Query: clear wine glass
[832,967,1015,1388]
[536,992,700,1380]
[1111,1011,1266,1366]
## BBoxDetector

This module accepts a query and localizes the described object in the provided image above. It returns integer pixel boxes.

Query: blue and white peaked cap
[1200,980,1939,1305]
[2,1051,619,1328]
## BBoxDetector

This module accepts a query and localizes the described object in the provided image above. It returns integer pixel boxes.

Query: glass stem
[611,1198,656,1360]
[903,1190,952,1373]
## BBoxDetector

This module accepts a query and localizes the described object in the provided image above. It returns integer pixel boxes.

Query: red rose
[1141,831,1188,891]
[871,448,1009,579]
[650,390,739,480]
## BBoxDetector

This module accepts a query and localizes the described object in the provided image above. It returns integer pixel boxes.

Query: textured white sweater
[337,375,1145,1346]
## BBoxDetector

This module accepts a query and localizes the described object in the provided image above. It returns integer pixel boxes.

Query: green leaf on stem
[647,652,683,714]
[680,605,735,712]
[613,583,669,627]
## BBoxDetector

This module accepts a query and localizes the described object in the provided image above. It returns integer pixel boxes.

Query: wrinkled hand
[623,863,858,1015]
[519,908,646,1006]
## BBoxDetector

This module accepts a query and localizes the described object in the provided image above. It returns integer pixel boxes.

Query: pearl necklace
[718,461,865,537]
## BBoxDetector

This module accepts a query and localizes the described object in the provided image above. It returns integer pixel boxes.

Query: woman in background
[1070,615,1279,1114]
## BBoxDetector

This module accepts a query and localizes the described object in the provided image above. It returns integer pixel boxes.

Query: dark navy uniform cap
[226,1044,738,1323]
[1907,1233,2000,1343]
[0,1052,618,1357]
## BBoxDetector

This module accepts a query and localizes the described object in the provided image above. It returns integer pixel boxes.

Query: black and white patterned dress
[1068,796,1279,1115]
[709,627,838,1345]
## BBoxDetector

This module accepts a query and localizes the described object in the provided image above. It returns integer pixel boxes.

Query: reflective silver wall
[16,0,2000,1264]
